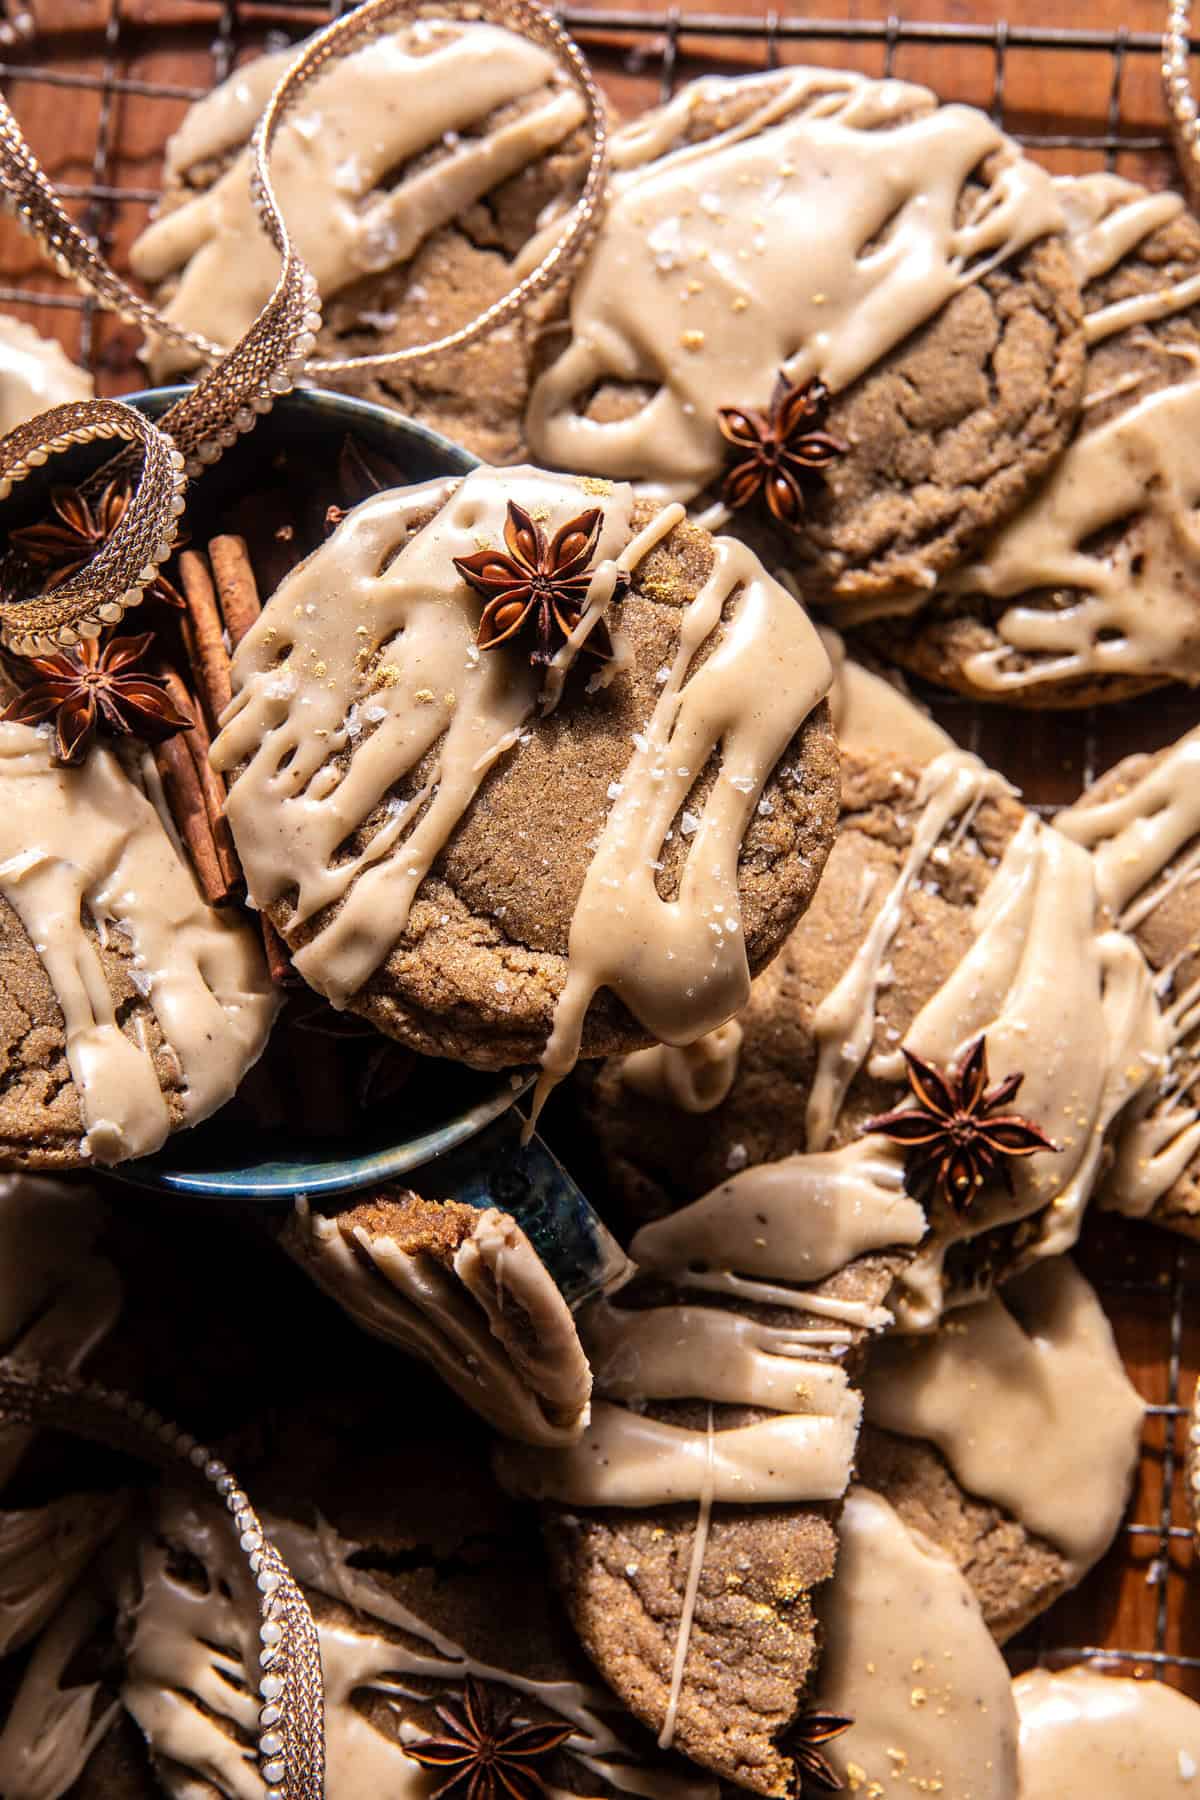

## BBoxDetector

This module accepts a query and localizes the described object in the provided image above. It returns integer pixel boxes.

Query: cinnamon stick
[209,534,262,649]
[261,917,300,988]
[178,548,233,732]
[155,663,241,897]
[152,727,234,908]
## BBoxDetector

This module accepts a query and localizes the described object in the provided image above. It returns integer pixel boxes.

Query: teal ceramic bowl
[107,388,627,1302]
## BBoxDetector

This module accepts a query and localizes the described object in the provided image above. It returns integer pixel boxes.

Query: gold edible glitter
[372,663,402,689]
[579,477,614,496]
[680,329,706,352]
[415,688,436,705]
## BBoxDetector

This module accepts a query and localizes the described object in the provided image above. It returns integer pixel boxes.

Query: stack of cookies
[3,8,1200,1797]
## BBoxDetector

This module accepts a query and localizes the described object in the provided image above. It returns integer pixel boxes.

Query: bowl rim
[109,388,515,1202]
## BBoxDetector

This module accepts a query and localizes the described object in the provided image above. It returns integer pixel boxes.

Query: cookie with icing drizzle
[524,67,1085,603]
[0,725,278,1169]
[211,465,839,1083]
[859,176,1200,704]
[579,745,1158,1326]
[128,17,596,464]
[858,1255,1144,1642]
[1059,725,1200,1236]
[0,316,92,436]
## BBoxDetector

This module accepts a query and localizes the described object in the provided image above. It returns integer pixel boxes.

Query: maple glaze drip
[0,317,91,436]
[0,1582,122,1800]
[122,1491,717,1800]
[865,1257,1144,1574]
[130,21,585,377]
[619,1019,744,1113]
[814,1487,1019,1797]
[0,727,277,1163]
[1058,728,1200,1216]
[819,625,954,763]
[907,174,1200,690]
[1015,1668,1200,1796]
[281,1200,593,1447]
[494,1136,915,1510]
[526,66,1064,500]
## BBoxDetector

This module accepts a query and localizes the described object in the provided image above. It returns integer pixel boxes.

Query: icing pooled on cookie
[814,1486,1019,1797]
[214,465,832,1102]
[0,317,91,436]
[130,21,586,376]
[0,727,277,1163]
[864,1256,1144,1577]
[821,624,954,764]
[1059,727,1200,1219]
[526,67,1064,499]
[1015,1668,1200,1795]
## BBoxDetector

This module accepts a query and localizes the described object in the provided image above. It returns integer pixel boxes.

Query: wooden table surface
[2,0,1200,1708]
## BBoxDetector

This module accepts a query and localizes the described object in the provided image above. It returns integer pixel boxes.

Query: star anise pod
[789,1709,853,1793]
[9,478,185,610]
[863,1034,1057,1214]
[0,631,193,765]
[405,1675,574,1800]
[453,500,615,667]
[717,373,846,531]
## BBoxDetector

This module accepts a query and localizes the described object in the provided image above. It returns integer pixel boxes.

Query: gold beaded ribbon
[1165,0,1200,209]
[0,1357,326,1800]
[0,0,608,651]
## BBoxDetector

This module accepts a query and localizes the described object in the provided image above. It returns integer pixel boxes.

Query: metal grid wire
[2,0,1200,1699]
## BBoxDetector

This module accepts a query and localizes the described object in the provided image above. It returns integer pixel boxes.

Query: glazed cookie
[1059,726,1200,1236]
[1015,1668,1200,1796]
[579,745,1157,1327]
[812,1487,1019,1797]
[0,316,91,434]
[525,67,1085,602]
[859,176,1200,704]
[821,624,954,765]
[858,1256,1144,1641]
[280,1190,597,1445]
[212,464,839,1085]
[0,725,277,1168]
[99,1390,719,1800]
[128,18,594,463]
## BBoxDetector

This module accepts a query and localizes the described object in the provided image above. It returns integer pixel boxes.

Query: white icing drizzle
[923,175,1200,691]
[0,316,91,435]
[814,1487,1019,1797]
[281,1199,592,1446]
[1015,1668,1200,1796]
[0,1583,120,1800]
[820,624,954,765]
[526,67,1064,499]
[0,727,277,1163]
[1059,730,1200,1217]
[130,23,584,377]
[215,467,830,1102]
[619,1019,744,1114]
[124,1491,717,1800]
[864,1256,1144,1574]
[806,750,1014,1153]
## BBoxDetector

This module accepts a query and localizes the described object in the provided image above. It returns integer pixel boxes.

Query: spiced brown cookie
[0,726,277,1170]
[578,745,1155,1324]
[128,19,594,465]
[213,464,840,1077]
[858,176,1200,705]
[857,1257,1143,1642]
[525,67,1085,604]
[1059,725,1200,1236]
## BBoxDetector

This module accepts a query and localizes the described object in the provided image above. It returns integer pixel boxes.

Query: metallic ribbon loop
[1165,0,1200,210]
[0,1357,326,1800]
[0,0,607,648]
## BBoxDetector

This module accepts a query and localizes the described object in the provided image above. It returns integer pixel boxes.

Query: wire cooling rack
[1,0,1200,1704]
